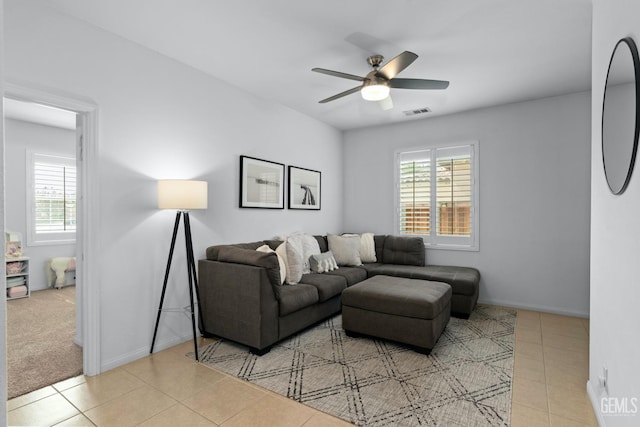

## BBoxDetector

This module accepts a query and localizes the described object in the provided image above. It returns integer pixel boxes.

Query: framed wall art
[239,155,285,209]
[288,166,321,210]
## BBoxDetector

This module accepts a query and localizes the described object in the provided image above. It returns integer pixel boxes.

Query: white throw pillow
[256,244,286,285]
[286,233,321,274]
[284,237,305,284]
[300,234,321,273]
[327,234,362,266]
[359,233,377,263]
[275,242,290,283]
[342,233,377,263]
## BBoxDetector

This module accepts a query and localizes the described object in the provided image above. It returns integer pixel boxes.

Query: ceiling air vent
[403,107,432,117]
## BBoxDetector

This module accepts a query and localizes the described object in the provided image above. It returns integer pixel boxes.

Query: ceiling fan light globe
[361,84,390,101]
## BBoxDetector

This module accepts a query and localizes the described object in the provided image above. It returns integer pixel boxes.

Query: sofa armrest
[198,259,279,350]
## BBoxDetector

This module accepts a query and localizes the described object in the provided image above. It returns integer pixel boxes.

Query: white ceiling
[41,0,592,130]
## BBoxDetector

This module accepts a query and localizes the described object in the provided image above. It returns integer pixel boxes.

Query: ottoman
[341,275,452,354]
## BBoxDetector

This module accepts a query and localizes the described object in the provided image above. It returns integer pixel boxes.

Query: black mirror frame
[602,37,640,195]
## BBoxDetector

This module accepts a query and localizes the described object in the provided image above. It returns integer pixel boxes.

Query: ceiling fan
[312,51,449,107]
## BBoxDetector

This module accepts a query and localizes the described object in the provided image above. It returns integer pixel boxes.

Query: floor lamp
[150,179,208,362]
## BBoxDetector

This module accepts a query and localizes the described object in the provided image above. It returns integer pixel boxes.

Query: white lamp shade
[361,84,390,101]
[158,180,208,210]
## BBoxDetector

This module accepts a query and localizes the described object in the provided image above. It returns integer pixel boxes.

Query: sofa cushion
[206,241,266,261]
[373,235,386,263]
[217,246,281,287]
[263,239,283,251]
[278,284,319,316]
[314,235,329,253]
[382,235,425,266]
[358,263,382,278]
[299,273,346,302]
[364,264,479,296]
[326,267,368,286]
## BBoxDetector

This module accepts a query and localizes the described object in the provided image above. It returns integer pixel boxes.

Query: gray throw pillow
[327,234,362,266]
[309,251,339,273]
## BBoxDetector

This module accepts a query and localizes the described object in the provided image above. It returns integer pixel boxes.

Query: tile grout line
[7,387,58,412]
[540,316,595,426]
[120,356,227,426]
[540,316,552,426]
[55,390,92,426]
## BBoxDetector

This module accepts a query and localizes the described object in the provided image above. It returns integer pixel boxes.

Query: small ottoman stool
[342,275,451,354]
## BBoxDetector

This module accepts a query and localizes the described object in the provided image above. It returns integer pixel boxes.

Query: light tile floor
[511,310,597,427]
[7,309,597,426]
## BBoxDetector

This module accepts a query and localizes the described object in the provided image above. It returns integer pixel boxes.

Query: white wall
[1,0,8,418]
[5,118,76,291]
[344,92,591,317]
[3,1,343,371]
[589,1,640,425]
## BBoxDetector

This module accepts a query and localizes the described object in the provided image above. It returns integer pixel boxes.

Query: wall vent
[403,107,431,116]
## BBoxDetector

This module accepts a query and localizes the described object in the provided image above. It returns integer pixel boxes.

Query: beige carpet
[7,286,83,399]
[195,305,516,427]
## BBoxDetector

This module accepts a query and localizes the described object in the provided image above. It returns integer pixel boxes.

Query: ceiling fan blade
[389,78,450,90]
[377,51,418,80]
[378,95,393,111]
[318,86,362,103]
[312,68,365,82]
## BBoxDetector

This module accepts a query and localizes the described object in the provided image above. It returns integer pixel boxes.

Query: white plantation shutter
[28,153,77,245]
[398,150,431,235]
[396,142,478,250]
[435,146,472,237]
[34,161,76,232]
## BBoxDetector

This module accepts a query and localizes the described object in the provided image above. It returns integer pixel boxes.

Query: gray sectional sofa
[197,234,480,354]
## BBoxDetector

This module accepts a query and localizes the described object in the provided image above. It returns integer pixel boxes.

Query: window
[395,141,478,250]
[27,152,76,245]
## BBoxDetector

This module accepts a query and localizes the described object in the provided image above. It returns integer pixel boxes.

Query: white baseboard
[478,298,589,319]
[587,379,607,426]
[100,334,192,373]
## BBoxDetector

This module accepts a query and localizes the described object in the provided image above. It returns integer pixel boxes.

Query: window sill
[424,243,479,252]
[27,239,76,247]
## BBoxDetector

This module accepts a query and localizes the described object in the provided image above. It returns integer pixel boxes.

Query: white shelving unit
[6,256,30,300]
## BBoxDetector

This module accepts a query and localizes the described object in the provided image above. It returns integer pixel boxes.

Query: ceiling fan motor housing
[367,54,384,68]
[364,75,389,87]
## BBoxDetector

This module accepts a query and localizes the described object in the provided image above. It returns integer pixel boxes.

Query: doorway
[4,99,80,397]
[3,83,101,390]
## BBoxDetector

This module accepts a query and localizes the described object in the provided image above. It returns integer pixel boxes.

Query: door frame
[4,82,101,376]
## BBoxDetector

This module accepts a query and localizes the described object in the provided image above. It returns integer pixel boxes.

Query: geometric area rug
[194,304,516,427]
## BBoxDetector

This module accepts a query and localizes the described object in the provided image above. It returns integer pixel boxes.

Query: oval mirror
[602,37,640,195]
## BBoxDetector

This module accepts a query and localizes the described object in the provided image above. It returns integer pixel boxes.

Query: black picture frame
[239,155,285,209]
[288,166,321,210]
